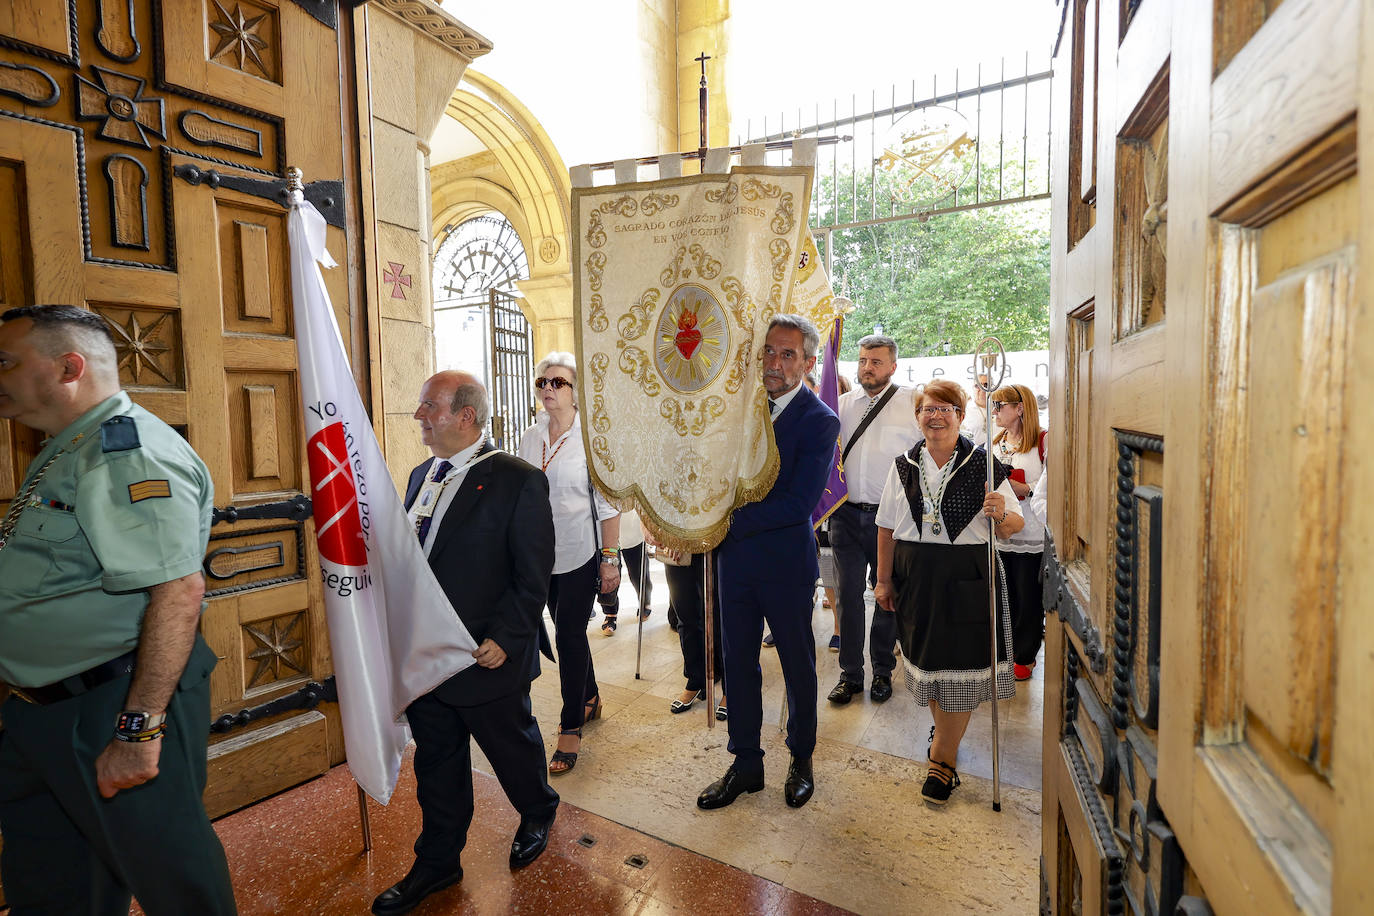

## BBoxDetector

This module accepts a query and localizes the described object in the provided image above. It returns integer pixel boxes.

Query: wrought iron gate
[739,55,1052,274]
[488,289,535,451]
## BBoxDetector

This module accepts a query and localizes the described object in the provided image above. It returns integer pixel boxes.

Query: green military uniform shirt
[0,392,213,687]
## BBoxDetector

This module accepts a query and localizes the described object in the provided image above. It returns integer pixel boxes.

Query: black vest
[893,436,1010,542]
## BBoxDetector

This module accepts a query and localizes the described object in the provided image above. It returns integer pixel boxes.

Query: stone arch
[431,70,574,354]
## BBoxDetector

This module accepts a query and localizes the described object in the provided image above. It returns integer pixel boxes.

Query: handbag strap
[587,471,601,552]
[841,385,900,464]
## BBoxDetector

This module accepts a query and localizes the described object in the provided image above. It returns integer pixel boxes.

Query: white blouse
[517,411,618,575]
[993,435,1045,554]
[876,447,1021,546]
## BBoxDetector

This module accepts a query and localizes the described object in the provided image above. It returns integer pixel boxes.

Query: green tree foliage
[814,165,1050,359]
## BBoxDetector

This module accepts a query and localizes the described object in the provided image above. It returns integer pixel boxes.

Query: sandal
[922,758,960,805]
[671,690,703,714]
[549,728,581,776]
[600,615,617,636]
[715,698,728,721]
[583,695,602,723]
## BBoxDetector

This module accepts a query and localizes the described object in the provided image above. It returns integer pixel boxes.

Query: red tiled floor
[175,749,851,915]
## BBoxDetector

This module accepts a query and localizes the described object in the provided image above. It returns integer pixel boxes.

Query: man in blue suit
[698,314,840,811]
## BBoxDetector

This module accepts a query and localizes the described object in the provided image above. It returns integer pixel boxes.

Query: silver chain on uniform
[0,446,68,552]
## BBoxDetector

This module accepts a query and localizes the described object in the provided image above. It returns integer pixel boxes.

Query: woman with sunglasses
[988,383,1047,681]
[517,353,620,775]
[873,379,1022,805]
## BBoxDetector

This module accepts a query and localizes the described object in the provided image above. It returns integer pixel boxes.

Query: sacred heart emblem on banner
[572,164,840,552]
[655,284,728,393]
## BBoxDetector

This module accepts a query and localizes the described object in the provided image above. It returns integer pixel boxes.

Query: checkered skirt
[892,540,1015,712]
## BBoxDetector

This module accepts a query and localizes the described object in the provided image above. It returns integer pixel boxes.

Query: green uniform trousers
[0,638,236,915]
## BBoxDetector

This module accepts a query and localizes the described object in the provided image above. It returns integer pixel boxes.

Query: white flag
[286,192,478,804]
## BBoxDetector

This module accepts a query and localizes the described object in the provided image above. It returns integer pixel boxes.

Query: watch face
[118,711,148,732]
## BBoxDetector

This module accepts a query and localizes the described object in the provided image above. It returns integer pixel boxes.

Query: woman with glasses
[873,379,1023,805]
[517,353,620,775]
[988,383,1047,681]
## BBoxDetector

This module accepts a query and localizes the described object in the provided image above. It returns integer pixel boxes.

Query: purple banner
[812,314,847,528]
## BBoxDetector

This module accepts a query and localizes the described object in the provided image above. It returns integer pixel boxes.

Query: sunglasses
[991,399,1021,410]
[534,377,573,390]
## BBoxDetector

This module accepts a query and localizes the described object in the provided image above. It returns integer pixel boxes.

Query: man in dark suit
[371,370,559,916]
[698,314,840,811]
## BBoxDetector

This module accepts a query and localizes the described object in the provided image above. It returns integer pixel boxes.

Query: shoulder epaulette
[101,415,142,452]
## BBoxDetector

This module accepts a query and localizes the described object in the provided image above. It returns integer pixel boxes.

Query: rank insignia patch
[128,479,172,502]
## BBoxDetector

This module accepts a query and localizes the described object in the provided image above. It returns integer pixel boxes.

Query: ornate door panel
[0,0,356,825]
[1046,1,1373,913]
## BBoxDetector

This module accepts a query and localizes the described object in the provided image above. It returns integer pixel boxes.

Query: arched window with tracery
[431,213,534,448]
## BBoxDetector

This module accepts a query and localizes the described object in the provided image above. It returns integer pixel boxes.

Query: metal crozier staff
[873,378,1023,806]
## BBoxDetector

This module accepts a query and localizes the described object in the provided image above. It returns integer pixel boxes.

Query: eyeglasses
[919,405,959,417]
[534,377,573,390]
[991,399,1020,410]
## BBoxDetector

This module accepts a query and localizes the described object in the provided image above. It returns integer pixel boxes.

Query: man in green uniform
[0,305,236,915]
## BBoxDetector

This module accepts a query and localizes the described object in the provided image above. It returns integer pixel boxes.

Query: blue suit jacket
[719,384,840,582]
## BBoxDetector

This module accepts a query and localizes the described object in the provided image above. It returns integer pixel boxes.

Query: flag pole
[357,785,373,852]
[634,545,650,679]
[703,550,715,730]
[975,336,1009,813]
[288,165,382,850]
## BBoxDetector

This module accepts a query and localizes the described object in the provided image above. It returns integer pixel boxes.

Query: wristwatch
[115,710,167,742]
[599,553,622,569]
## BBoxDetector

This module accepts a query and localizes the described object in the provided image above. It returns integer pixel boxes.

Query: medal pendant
[932,521,942,536]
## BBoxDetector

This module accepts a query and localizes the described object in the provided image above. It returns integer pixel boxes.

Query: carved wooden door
[1044,1,1372,913]
[0,0,357,826]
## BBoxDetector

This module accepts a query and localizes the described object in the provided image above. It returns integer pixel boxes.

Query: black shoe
[870,674,893,703]
[784,756,814,808]
[827,679,863,705]
[371,862,463,915]
[671,690,703,713]
[509,811,556,869]
[697,765,764,810]
[921,760,961,806]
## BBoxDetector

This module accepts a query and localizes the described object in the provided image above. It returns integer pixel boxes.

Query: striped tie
[859,392,880,423]
[415,459,454,545]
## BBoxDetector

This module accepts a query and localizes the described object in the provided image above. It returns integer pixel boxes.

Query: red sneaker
[1013,663,1034,681]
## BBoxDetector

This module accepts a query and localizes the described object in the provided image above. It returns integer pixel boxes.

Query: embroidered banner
[572,165,839,552]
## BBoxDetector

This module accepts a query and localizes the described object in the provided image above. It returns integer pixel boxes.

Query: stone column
[356,0,492,485]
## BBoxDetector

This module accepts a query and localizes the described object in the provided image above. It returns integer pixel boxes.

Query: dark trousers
[716,550,818,773]
[406,686,559,871]
[0,641,236,916]
[547,554,599,731]
[665,554,723,693]
[604,542,652,617]
[831,502,898,683]
[1000,549,1046,665]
